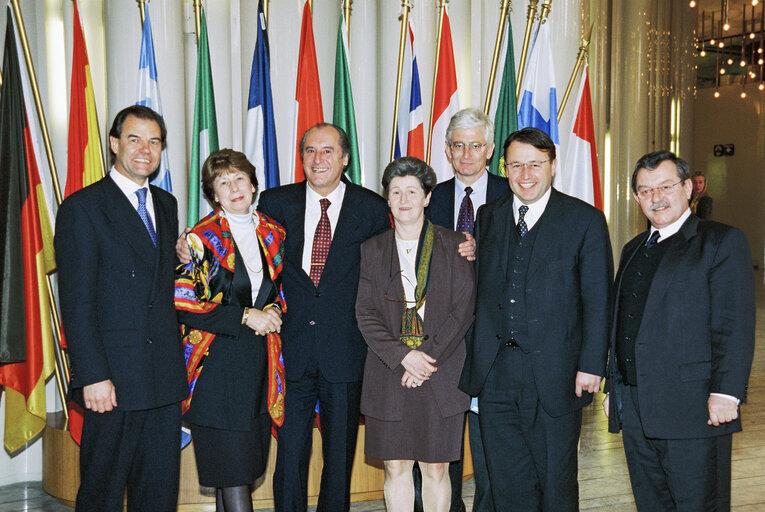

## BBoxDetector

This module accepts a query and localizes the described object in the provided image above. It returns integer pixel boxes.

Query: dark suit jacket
[257,178,390,383]
[459,188,613,417]
[54,176,188,411]
[356,226,475,421]
[607,215,755,439]
[426,172,510,229]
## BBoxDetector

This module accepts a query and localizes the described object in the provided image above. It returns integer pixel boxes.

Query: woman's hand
[401,370,424,388]
[401,350,437,384]
[245,307,282,336]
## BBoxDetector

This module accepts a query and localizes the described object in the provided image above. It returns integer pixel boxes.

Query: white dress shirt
[301,182,346,275]
[452,171,489,229]
[512,186,552,231]
[110,167,156,230]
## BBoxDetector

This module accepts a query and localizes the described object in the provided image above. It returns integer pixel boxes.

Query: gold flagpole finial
[390,0,412,161]
[515,0,540,101]
[483,0,511,114]
[137,0,146,26]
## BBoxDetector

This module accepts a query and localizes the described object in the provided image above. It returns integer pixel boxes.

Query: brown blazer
[356,225,475,422]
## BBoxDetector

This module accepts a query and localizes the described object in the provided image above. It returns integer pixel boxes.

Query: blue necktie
[645,230,660,248]
[136,188,157,246]
[517,205,529,238]
[456,186,475,234]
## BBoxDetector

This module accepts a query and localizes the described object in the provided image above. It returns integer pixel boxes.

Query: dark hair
[201,149,258,207]
[631,151,690,193]
[503,127,556,161]
[299,123,351,163]
[381,157,437,196]
[692,171,705,179]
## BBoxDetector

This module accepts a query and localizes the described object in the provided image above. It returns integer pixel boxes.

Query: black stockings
[215,485,253,512]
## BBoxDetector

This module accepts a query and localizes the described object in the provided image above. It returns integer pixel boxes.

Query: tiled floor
[3,272,764,511]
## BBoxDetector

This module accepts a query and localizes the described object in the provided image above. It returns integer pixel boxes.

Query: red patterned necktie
[456,186,474,234]
[310,198,332,287]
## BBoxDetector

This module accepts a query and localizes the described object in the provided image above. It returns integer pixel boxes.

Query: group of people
[54,104,755,512]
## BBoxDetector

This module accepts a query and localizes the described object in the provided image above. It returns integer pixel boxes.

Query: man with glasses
[460,127,613,510]
[604,150,755,511]
[420,108,509,512]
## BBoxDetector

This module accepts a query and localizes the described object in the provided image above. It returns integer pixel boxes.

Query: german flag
[65,0,104,198]
[0,7,56,454]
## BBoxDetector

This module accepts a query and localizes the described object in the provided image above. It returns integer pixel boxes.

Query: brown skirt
[364,385,465,463]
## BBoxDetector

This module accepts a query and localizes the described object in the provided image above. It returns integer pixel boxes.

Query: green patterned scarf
[400,220,434,349]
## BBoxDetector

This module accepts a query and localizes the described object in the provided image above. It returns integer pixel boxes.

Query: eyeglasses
[635,179,685,199]
[383,271,419,305]
[504,160,551,172]
[449,142,488,153]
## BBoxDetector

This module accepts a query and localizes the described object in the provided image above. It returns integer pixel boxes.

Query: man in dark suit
[257,124,390,511]
[604,151,755,511]
[423,108,509,512]
[459,127,613,511]
[55,105,188,512]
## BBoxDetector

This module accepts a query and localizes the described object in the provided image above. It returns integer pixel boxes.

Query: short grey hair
[445,108,494,145]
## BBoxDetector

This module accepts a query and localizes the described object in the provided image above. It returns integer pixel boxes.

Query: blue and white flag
[136,7,172,192]
[517,20,559,144]
[244,0,279,193]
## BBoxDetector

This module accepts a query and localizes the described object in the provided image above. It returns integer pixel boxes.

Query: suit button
[423,335,429,340]
[315,291,320,297]
[129,271,136,278]
[148,303,153,309]
[624,336,632,342]
[510,299,516,304]
[309,320,316,326]
[497,304,503,310]
[496,334,502,340]
[627,313,633,319]
[146,338,153,344]
[637,271,644,277]
[509,314,515,320]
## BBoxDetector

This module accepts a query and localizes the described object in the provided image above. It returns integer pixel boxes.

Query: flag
[487,16,517,177]
[517,20,560,144]
[137,6,172,193]
[561,63,603,210]
[332,11,361,185]
[292,0,323,183]
[428,7,459,182]
[188,8,219,226]
[65,0,104,198]
[0,8,56,453]
[394,20,424,160]
[244,0,279,193]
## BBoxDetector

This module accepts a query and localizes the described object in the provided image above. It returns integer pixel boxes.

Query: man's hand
[83,379,117,413]
[708,394,739,426]
[602,393,609,418]
[574,371,601,397]
[458,233,476,261]
[401,350,437,382]
[176,228,192,264]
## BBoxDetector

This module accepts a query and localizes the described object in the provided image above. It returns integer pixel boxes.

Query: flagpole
[137,0,146,26]
[558,23,592,124]
[390,1,412,162]
[193,0,202,45]
[344,0,352,44]
[263,0,268,27]
[483,0,511,114]
[426,0,447,166]
[10,0,69,418]
[515,0,540,101]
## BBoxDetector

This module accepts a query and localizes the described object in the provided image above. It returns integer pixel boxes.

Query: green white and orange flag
[188,7,219,226]
[65,0,104,197]
[0,7,56,454]
[332,10,360,185]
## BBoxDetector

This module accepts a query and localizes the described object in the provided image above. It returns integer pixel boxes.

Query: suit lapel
[320,183,361,286]
[283,183,311,283]
[527,189,565,279]
[99,177,156,269]
[489,196,514,282]
[445,178,456,228]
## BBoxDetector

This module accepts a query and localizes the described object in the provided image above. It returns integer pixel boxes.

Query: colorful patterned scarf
[399,220,434,349]
[175,208,287,426]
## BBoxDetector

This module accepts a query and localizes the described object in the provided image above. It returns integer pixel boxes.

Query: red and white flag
[427,8,459,183]
[561,63,603,210]
[291,0,324,183]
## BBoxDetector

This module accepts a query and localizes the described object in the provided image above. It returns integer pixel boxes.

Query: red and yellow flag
[65,0,104,197]
[0,9,56,453]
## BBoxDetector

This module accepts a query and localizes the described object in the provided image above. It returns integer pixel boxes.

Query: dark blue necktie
[136,188,157,246]
[517,205,529,238]
[645,231,660,248]
[456,186,474,235]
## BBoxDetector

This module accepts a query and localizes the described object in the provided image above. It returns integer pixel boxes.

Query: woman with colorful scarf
[356,157,476,511]
[174,149,286,512]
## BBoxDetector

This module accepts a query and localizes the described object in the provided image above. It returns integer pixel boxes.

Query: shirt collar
[306,179,346,206]
[455,170,488,197]
[110,166,150,197]
[513,186,552,221]
[650,207,691,243]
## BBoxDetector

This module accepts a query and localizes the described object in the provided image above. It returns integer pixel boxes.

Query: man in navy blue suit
[422,108,510,512]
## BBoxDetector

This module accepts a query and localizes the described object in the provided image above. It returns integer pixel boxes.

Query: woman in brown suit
[356,157,475,511]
